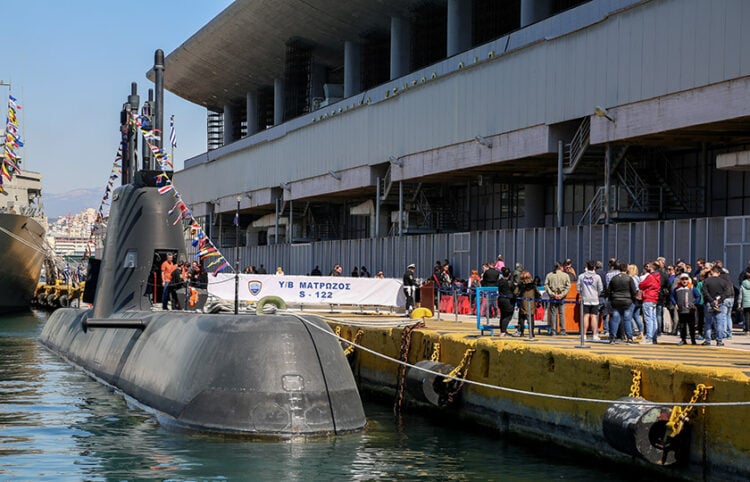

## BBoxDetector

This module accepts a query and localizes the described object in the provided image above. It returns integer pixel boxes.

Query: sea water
[0,310,657,481]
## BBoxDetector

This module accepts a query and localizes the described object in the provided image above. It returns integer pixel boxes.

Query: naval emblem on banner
[248,280,263,296]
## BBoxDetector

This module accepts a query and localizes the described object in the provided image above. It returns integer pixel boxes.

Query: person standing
[577,260,604,341]
[639,262,661,344]
[671,273,700,345]
[606,262,637,344]
[402,263,418,316]
[715,260,735,339]
[740,271,750,334]
[256,264,267,274]
[160,253,176,310]
[167,261,184,310]
[496,267,515,337]
[627,263,644,339]
[701,266,731,346]
[544,262,571,335]
[515,270,540,338]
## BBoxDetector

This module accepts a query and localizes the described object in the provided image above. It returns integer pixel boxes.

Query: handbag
[635,290,643,301]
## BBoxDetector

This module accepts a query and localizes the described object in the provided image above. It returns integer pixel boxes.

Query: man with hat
[403,263,418,316]
[671,272,700,345]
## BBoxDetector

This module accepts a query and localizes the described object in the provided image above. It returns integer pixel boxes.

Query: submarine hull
[40,308,366,436]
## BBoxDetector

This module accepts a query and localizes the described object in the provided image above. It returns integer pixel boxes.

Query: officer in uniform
[403,263,418,316]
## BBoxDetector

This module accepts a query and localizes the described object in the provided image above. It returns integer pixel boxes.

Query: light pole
[234,195,241,314]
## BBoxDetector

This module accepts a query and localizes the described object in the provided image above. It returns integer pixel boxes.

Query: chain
[444,348,476,405]
[393,320,426,416]
[666,384,713,438]
[343,329,364,357]
[629,369,642,398]
[430,342,441,362]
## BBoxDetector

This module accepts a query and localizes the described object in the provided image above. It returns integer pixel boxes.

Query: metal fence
[217,216,747,282]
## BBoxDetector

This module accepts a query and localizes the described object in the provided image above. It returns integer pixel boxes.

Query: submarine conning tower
[92,177,186,318]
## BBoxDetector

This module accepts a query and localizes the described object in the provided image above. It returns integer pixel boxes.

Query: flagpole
[234,195,240,314]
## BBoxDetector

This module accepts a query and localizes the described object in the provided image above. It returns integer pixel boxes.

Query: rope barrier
[296,313,750,408]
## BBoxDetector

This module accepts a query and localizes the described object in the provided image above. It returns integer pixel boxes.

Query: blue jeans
[610,304,634,340]
[632,304,644,334]
[704,304,724,342]
[162,282,171,309]
[656,303,665,334]
[722,298,734,338]
[643,302,658,341]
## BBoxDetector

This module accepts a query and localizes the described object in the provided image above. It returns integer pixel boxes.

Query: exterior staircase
[565,117,703,225]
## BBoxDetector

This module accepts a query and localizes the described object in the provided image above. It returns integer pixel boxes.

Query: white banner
[209,274,406,307]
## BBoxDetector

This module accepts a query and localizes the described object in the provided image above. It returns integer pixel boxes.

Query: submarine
[39,54,366,437]
[40,177,366,436]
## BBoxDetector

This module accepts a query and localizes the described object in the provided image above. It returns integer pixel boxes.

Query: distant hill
[43,188,104,219]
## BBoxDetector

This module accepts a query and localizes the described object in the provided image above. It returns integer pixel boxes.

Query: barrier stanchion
[476,287,499,335]
[436,287,441,321]
[453,286,459,323]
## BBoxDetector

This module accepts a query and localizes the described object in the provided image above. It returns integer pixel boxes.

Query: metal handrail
[579,186,605,225]
[616,157,647,211]
[566,116,591,171]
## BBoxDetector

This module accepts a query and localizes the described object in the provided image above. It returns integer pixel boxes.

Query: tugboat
[39,52,365,436]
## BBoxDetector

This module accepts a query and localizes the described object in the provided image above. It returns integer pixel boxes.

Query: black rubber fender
[405,360,458,407]
[602,396,688,465]
[256,295,287,312]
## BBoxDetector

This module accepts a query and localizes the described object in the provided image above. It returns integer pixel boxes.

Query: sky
[2,0,233,195]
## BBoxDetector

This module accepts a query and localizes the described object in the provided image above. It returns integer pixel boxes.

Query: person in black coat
[402,263,418,316]
[481,263,500,317]
[497,267,516,336]
[606,262,637,343]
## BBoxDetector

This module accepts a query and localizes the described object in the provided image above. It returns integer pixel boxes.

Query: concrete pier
[316,311,750,482]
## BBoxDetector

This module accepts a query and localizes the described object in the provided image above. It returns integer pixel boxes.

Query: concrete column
[390,17,412,80]
[222,103,234,145]
[523,184,545,228]
[273,78,285,126]
[310,62,326,105]
[447,0,472,57]
[246,91,258,136]
[520,0,554,28]
[344,41,362,98]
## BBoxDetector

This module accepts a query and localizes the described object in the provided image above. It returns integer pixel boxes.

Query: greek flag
[169,115,177,148]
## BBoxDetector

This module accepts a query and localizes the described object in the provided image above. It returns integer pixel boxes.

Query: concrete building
[154,0,750,278]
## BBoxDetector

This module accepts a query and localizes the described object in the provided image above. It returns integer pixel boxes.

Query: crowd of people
[158,252,750,346]
[420,255,750,344]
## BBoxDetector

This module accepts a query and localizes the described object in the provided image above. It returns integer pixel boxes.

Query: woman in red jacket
[639,262,661,344]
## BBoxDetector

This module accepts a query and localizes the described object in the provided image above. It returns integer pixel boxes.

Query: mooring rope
[292,313,750,408]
